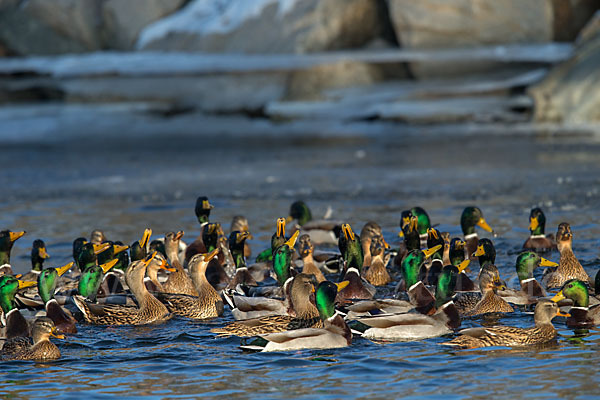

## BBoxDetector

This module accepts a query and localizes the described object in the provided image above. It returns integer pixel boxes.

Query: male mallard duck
[393,215,421,268]
[211,273,321,337]
[523,208,557,252]
[184,196,215,261]
[0,276,37,339]
[78,259,119,302]
[423,228,445,286]
[500,251,558,305]
[255,217,287,263]
[73,254,171,325]
[449,238,475,291]
[200,224,231,289]
[552,279,600,328]
[0,230,26,269]
[297,234,326,283]
[156,249,224,319]
[461,207,494,258]
[338,223,364,277]
[287,200,342,245]
[162,231,198,296]
[462,266,513,316]
[20,239,50,281]
[364,235,391,286]
[77,242,111,273]
[130,229,152,262]
[226,230,257,288]
[396,246,443,314]
[240,280,351,352]
[230,215,252,258]
[543,223,591,289]
[96,241,130,295]
[37,262,77,334]
[399,207,431,247]
[1,317,64,361]
[472,238,496,273]
[444,299,567,348]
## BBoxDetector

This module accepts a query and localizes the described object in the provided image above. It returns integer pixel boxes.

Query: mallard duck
[543,223,591,289]
[338,267,376,301]
[472,238,496,273]
[338,223,364,276]
[499,251,558,305]
[211,273,321,337]
[240,280,351,352]
[77,242,111,273]
[399,207,431,247]
[143,253,174,292]
[73,254,171,325]
[89,230,106,245]
[523,208,557,252]
[195,223,231,289]
[0,230,26,268]
[155,249,224,319]
[444,299,567,348]
[37,262,77,334]
[226,230,257,288]
[0,276,36,339]
[393,215,421,266]
[552,279,600,328]
[423,228,445,286]
[462,266,513,316]
[461,207,494,258]
[78,259,119,302]
[96,241,130,295]
[230,215,252,258]
[130,229,152,262]
[297,234,326,283]
[255,217,287,263]
[162,231,198,296]
[287,200,342,245]
[1,317,64,360]
[449,238,475,291]
[184,196,215,262]
[364,235,391,286]
[396,246,443,314]
[19,239,50,281]
[360,221,387,268]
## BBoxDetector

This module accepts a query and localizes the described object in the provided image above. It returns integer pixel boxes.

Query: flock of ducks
[0,197,598,360]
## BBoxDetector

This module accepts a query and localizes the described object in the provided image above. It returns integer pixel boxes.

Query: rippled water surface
[1,127,600,399]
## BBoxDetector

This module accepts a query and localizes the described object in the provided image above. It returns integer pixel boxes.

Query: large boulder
[137,0,388,53]
[529,12,600,123]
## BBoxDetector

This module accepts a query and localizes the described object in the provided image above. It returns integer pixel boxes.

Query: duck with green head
[398,245,443,314]
[286,200,343,245]
[77,258,119,302]
[240,280,352,352]
[523,208,557,252]
[338,223,364,275]
[226,230,257,288]
[399,207,431,247]
[461,207,494,258]
[472,238,496,275]
[424,228,445,286]
[255,218,287,263]
[0,275,36,339]
[449,238,475,291]
[552,279,600,328]
[19,239,51,282]
[77,242,111,273]
[97,241,130,295]
[38,262,77,334]
[130,228,152,262]
[0,230,26,267]
[393,215,421,267]
[72,237,87,270]
[513,251,558,301]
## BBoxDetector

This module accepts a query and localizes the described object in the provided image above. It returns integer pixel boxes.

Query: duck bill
[205,248,220,262]
[557,310,571,318]
[539,257,558,268]
[455,240,466,249]
[284,230,300,249]
[473,244,486,257]
[477,217,493,233]
[410,217,418,232]
[55,262,74,277]
[238,231,252,243]
[140,228,152,248]
[277,218,286,237]
[38,247,50,259]
[551,291,566,303]
[381,237,390,249]
[457,259,471,273]
[100,258,119,273]
[51,327,65,339]
[158,257,176,272]
[143,252,157,266]
[401,216,411,230]
[342,224,355,241]
[422,244,442,259]
[18,280,37,289]
[202,199,214,210]
[174,231,185,241]
[93,243,111,254]
[335,280,350,291]
[9,231,26,242]
[112,244,129,255]
[529,216,539,232]
[427,228,438,240]
[398,230,404,238]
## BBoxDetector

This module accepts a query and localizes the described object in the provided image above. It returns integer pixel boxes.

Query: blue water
[1,130,600,399]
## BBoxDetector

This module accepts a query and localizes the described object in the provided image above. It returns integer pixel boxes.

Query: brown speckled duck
[543,223,591,289]
[462,265,513,316]
[297,234,326,283]
[364,235,391,286]
[1,317,64,361]
[162,231,199,296]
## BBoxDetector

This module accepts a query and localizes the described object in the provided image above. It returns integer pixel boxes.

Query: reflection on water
[1,131,600,399]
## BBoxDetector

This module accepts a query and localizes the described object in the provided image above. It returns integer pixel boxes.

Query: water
[1,126,600,399]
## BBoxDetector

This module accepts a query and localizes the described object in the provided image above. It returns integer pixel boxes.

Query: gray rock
[529,12,600,123]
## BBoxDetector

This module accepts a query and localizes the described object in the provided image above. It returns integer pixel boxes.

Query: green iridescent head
[402,216,420,251]
[435,265,458,307]
[288,201,312,226]
[449,238,466,266]
[338,224,364,272]
[273,231,299,286]
[515,251,558,282]
[97,241,129,266]
[528,208,546,236]
[72,237,87,269]
[553,279,589,308]
[0,276,35,313]
[229,230,251,268]
[426,228,444,260]
[202,223,221,252]
[401,250,425,288]
[472,238,496,269]
[30,239,50,272]
[460,207,493,236]
[0,230,26,265]
[77,242,110,271]
[130,228,152,262]
[195,196,213,225]
[271,217,287,251]
[411,207,431,235]
[315,281,340,320]
[78,259,118,301]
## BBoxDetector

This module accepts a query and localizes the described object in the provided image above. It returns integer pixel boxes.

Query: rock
[101,0,187,50]
[529,12,600,123]
[137,0,389,53]
[551,0,599,42]
[387,0,554,77]
[0,0,102,55]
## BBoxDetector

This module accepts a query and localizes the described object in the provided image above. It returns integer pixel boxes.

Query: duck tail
[72,295,92,323]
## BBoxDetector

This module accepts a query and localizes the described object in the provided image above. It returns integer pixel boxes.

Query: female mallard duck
[155,249,224,319]
[162,231,198,296]
[73,254,171,325]
[230,215,252,258]
[364,235,391,286]
[1,317,64,361]
[297,234,326,283]
[360,221,387,268]
[286,200,343,245]
[143,253,174,292]
[0,276,37,339]
[37,262,77,334]
[240,280,351,352]
[462,266,513,316]
[444,299,567,348]
[0,230,26,269]
[78,259,119,302]
[500,251,558,305]
[461,207,494,258]
[543,223,591,289]
[20,239,50,281]
[226,230,257,288]
[211,273,322,337]
[449,238,476,291]
[523,208,557,252]
[552,279,600,328]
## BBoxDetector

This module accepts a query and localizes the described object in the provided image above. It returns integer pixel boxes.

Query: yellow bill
[100,258,119,273]
[205,248,220,262]
[50,326,66,340]
[93,243,111,254]
[551,290,566,303]
[335,280,350,291]
[38,247,50,259]
[540,257,558,268]
[18,280,37,289]
[113,244,129,255]
[422,244,442,259]
[140,228,152,248]
[457,259,471,273]
[529,216,539,232]
[277,217,286,237]
[473,244,486,257]
[9,231,26,242]
[477,217,493,233]
[55,262,73,277]
[285,230,300,249]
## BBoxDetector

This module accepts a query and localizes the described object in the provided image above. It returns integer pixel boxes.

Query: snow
[136,0,300,49]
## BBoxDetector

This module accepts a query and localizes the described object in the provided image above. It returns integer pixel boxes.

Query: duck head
[315,280,349,320]
[426,228,444,260]
[30,239,50,272]
[401,216,420,251]
[515,251,558,282]
[460,207,493,236]
[273,230,300,286]
[228,230,251,268]
[297,234,313,258]
[287,201,312,226]
[338,224,364,272]
[130,229,152,262]
[38,262,73,304]
[529,208,547,236]
[0,275,36,313]
[536,299,569,325]
[556,222,573,252]
[78,258,118,301]
[0,230,26,265]
[195,196,214,225]
[202,224,221,252]
[401,245,442,288]
[552,279,589,308]
[472,238,496,269]
[449,238,466,266]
